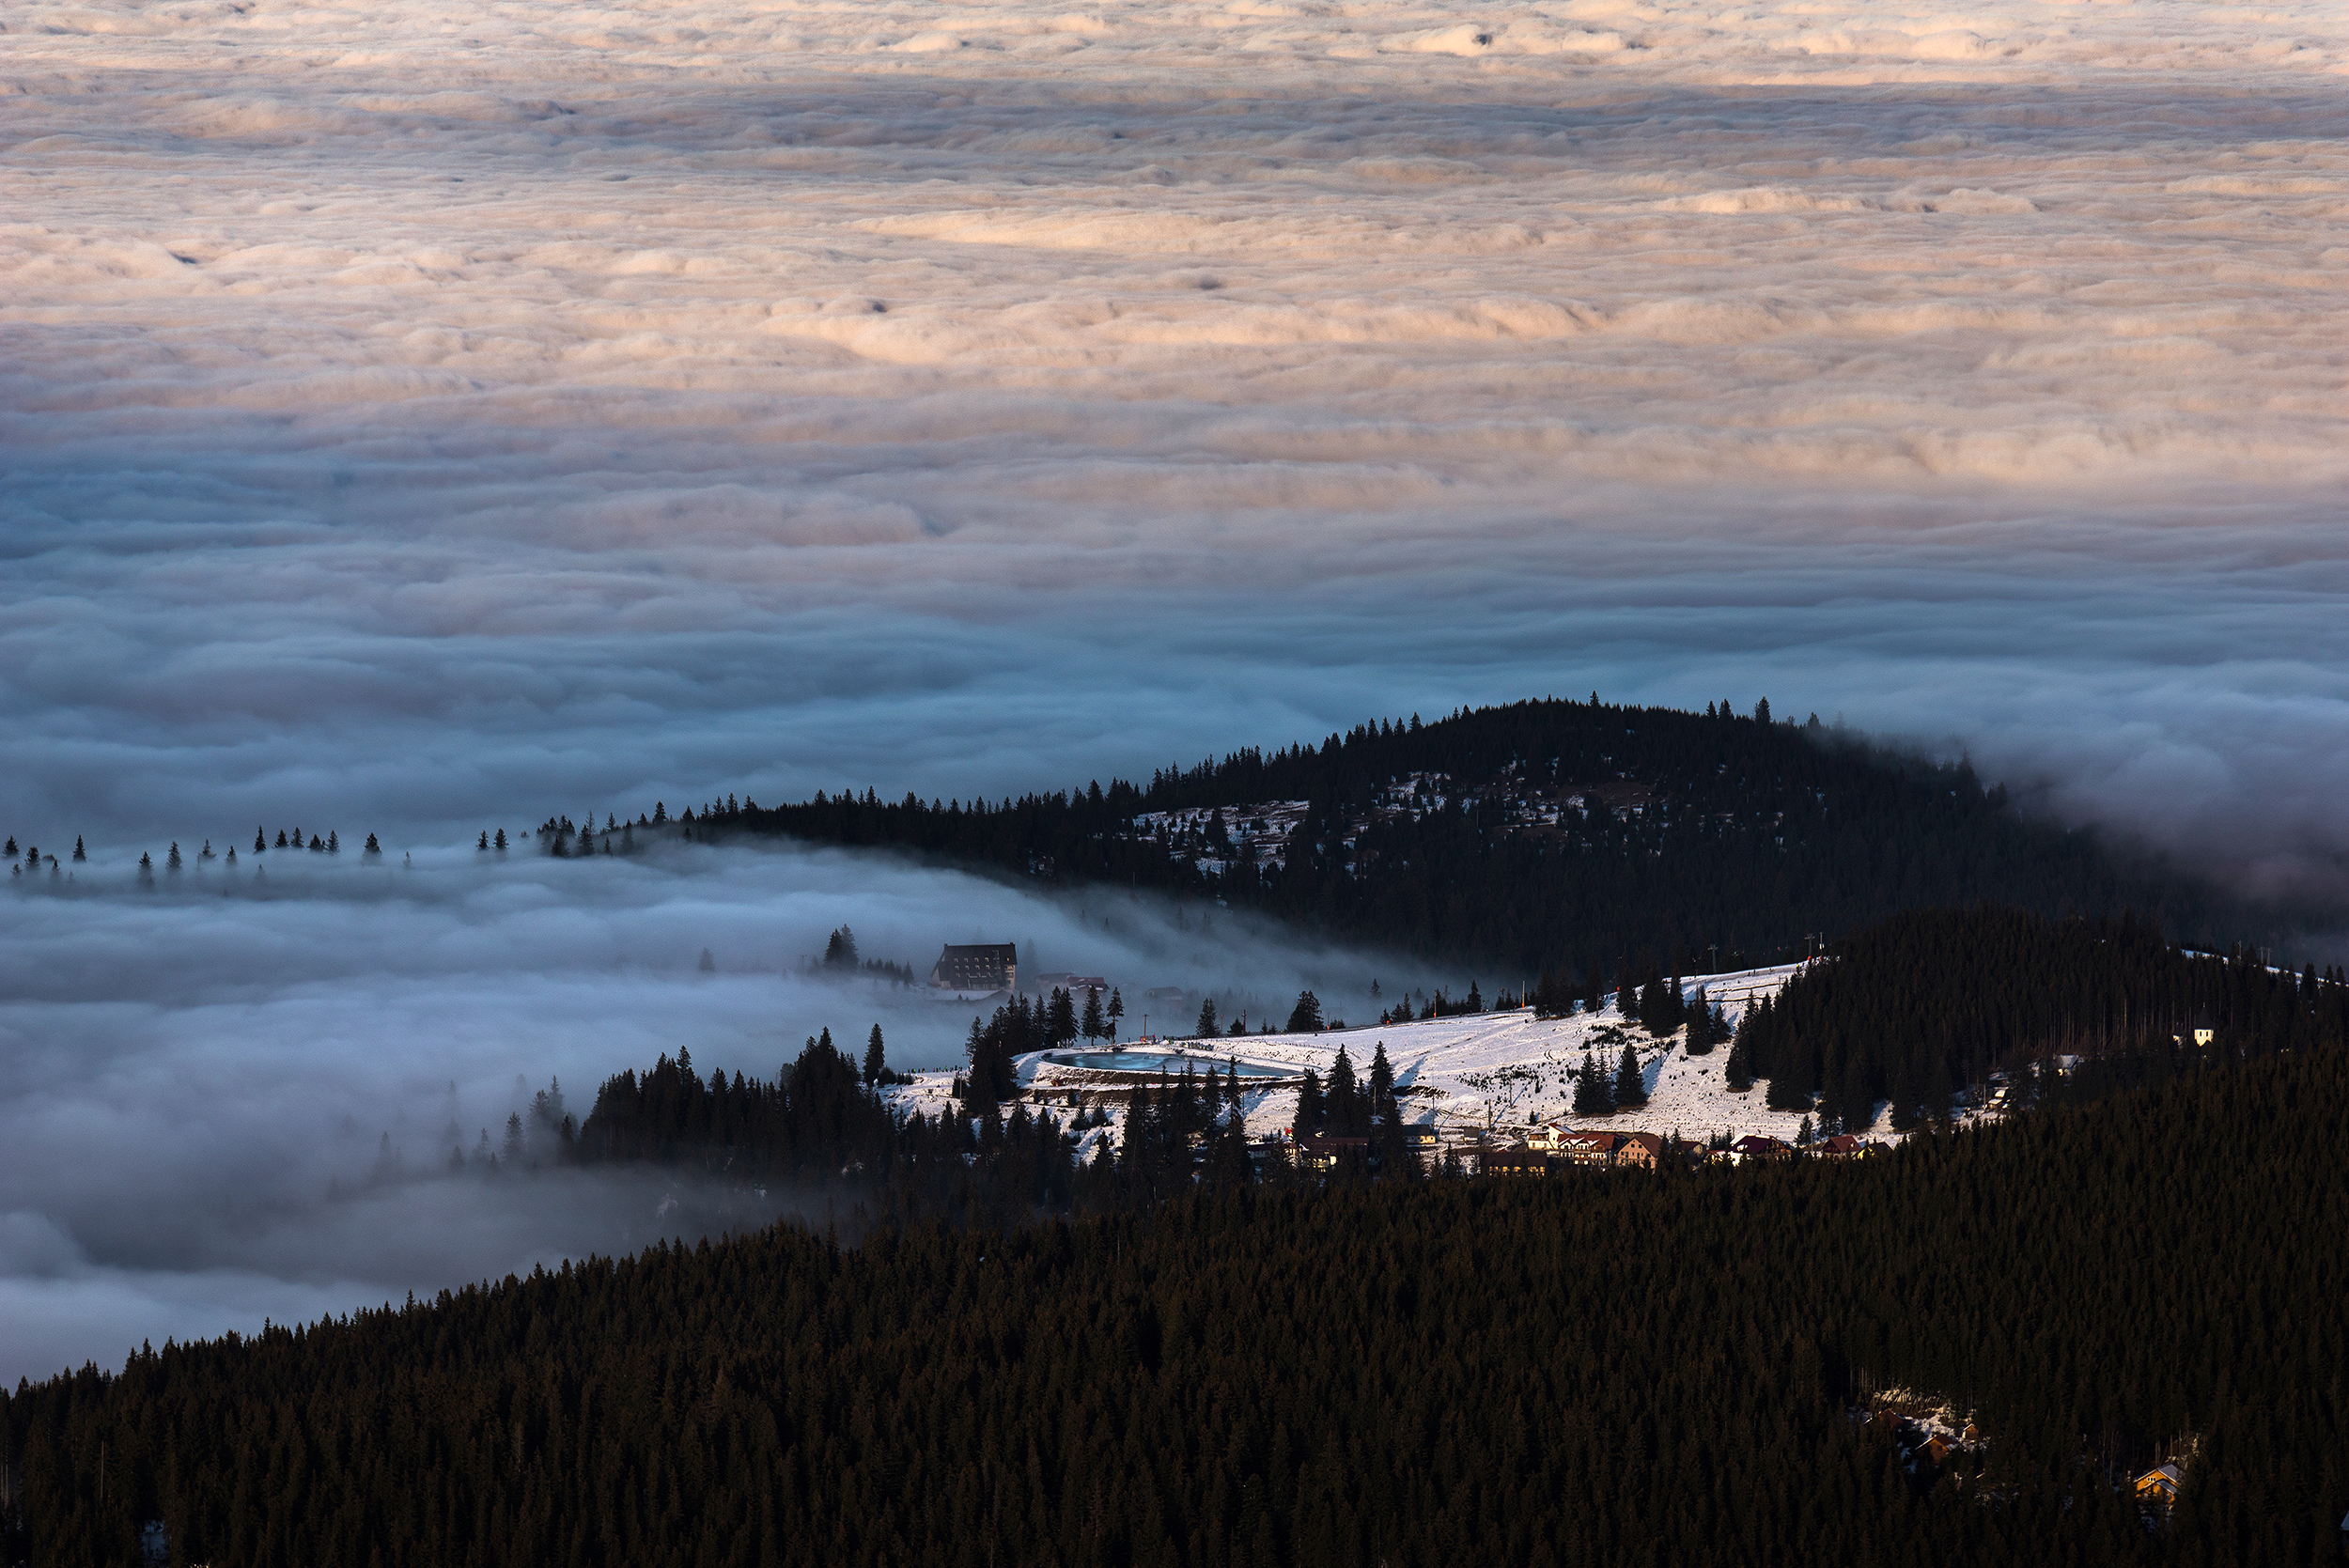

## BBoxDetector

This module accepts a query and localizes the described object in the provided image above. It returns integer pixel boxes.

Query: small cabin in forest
[2135,1463,2183,1507]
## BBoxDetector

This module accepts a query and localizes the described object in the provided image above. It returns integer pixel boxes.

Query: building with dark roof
[928,942,1018,992]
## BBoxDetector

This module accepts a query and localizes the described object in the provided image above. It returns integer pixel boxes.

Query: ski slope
[888,962,1917,1157]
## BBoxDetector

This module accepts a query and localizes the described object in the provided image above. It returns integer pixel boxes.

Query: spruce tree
[1107,989,1124,1041]
[1081,988,1105,1043]
[1295,1068,1325,1134]
[1329,1046,1362,1136]
[1573,1051,1615,1116]
[1684,986,1715,1054]
[863,1025,886,1086]
[1614,1043,1648,1108]
[1194,997,1220,1038]
[1286,990,1323,1032]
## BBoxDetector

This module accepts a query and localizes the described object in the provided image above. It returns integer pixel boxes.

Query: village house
[1479,1144,1554,1178]
[1610,1131,1703,1170]
[1560,1130,1621,1167]
[1297,1132,1371,1172]
[1615,1131,1665,1170]
[1731,1134,1793,1164]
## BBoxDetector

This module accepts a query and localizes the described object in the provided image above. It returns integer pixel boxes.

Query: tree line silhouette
[591,697,2264,975]
[8,1041,2343,1566]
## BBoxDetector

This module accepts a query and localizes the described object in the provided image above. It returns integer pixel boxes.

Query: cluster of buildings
[1472,1126,1886,1175]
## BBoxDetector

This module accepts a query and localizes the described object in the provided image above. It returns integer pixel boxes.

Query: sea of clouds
[7,0,2349,1374]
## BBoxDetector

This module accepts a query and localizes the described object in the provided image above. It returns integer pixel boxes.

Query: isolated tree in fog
[1194,996,1220,1038]
[864,1024,886,1085]
[477,831,490,851]
[1286,990,1323,1033]
[698,948,716,973]
[824,926,859,970]
[494,829,507,850]
[1106,988,1124,1041]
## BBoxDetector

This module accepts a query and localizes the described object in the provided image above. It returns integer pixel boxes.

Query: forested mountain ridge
[8,1044,2345,1567]
[1729,906,2349,1135]
[556,697,2261,975]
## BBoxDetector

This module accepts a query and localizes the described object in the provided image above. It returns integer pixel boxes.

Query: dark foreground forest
[8,1045,2345,1567]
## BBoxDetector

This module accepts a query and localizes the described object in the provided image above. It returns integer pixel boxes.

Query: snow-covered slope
[889,963,1896,1157]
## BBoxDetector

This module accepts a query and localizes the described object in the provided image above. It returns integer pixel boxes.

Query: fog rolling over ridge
[0,842,1397,1384]
[2,0,2349,896]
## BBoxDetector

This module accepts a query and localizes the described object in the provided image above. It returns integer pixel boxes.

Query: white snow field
[889,963,1875,1157]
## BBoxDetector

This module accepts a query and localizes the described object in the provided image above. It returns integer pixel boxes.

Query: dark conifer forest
[8,1042,2346,1567]
[1729,906,2349,1134]
[570,698,2272,975]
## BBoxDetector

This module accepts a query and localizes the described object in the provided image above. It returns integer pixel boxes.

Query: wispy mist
[0,842,1416,1383]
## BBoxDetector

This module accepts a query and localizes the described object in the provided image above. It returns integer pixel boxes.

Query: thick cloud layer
[3,0,2348,893]
[0,842,1408,1383]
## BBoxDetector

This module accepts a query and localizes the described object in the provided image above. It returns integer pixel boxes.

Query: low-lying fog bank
[0,840,1417,1384]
